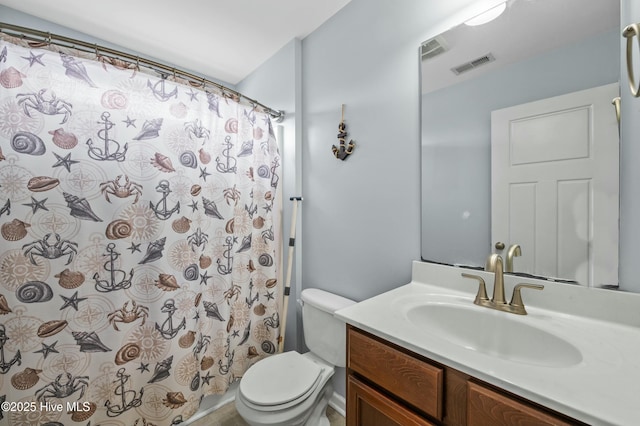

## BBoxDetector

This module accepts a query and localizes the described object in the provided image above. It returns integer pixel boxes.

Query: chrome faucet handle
[509,283,544,315]
[461,273,489,305]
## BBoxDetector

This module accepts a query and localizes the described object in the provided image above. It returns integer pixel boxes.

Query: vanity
[335,261,640,426]
[346,326,579,426]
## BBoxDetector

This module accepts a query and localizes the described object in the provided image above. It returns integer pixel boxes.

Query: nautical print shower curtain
[0,34,282,425]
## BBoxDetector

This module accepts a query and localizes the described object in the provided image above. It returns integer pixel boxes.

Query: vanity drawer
[347,375,436,426]
[467,381,575,426]
[347,327,443,421]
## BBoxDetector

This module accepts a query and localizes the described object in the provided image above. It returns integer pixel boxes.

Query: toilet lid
[240,351,323,406]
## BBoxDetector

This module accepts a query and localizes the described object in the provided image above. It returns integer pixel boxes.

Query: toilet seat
[239,351,324,411]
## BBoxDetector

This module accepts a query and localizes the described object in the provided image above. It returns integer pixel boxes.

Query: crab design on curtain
[0,34,282,425]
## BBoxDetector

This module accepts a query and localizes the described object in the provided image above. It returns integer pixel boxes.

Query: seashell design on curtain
[0,34,282,425]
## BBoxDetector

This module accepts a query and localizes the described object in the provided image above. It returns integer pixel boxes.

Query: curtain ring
[46,32,52,46]
[623,23,640,97]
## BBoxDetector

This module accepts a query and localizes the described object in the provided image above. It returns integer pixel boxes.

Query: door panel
[492,83,619,286]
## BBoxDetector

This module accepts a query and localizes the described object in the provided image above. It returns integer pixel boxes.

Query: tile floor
[187,402,345,426]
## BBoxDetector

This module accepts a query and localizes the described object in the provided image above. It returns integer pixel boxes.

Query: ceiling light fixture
[464,2,507,27]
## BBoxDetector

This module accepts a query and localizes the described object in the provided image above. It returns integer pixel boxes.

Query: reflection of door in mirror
[420,0,620,284]
[491,83,619,287]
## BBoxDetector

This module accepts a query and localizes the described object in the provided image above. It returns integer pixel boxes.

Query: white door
[491,83,619,287]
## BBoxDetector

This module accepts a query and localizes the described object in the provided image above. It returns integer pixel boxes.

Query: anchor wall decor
[332,104,356,160]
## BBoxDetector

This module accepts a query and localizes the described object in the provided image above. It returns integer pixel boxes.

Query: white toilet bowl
[234,288,355,426]
[235,352,334,426]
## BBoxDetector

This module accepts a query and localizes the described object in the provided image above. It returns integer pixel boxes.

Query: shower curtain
[0,34,282,425]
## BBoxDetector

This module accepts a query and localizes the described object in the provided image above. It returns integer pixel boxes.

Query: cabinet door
[348,327,443,420]
[467,381,575,426]
[347,376,436,426]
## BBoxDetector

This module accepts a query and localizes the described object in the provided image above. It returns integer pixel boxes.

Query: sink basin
[405,302,583,367]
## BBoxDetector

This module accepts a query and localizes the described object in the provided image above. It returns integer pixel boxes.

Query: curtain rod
[0,21,285,122]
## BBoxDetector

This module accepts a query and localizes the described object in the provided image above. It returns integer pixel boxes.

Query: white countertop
[335,261,640,426]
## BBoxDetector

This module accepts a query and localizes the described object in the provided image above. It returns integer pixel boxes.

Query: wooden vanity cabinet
[346,325,585,426]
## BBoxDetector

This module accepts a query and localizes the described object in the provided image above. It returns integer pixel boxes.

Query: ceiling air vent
[421,35,449,60]
[451,53,496,75]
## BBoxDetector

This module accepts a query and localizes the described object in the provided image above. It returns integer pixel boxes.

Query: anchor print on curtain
[0,34,282,425]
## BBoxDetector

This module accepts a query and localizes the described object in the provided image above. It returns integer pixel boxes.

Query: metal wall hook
[623,23,640,97]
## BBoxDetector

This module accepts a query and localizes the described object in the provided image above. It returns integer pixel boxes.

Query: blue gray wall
[620,0,640,292]
[299,0,479,302]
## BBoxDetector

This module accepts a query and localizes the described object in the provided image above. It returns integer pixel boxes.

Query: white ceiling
[422,0,620,94]
[0,0,352,85]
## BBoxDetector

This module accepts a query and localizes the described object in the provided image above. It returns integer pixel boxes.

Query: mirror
[420,0,620,287]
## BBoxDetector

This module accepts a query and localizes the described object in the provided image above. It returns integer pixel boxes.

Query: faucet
[485,253,506,304]
[505,244,521,273]
[462,254,544,315]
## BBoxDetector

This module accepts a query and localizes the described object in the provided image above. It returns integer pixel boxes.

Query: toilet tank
[301,288,355,367]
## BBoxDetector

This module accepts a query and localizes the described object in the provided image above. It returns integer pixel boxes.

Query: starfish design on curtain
[22,196,48,214]
[22,51,45,67]
[34,341,59,359]
[60,291,87,311]
[52,152,80,172]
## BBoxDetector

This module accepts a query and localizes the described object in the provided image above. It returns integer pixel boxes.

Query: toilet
[235,288,355,426]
